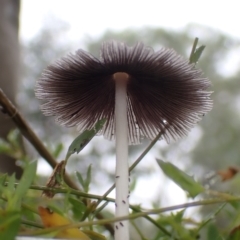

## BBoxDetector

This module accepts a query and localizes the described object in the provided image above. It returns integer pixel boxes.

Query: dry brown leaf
[217,166,240,181]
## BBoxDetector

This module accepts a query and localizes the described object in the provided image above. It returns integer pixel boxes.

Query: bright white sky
[20,0,240,41]
[19,0,239,212]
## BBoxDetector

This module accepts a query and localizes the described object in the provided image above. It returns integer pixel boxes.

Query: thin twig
[96,132,162,207]
[0,89,64,176]
[23,196,240,237]
[21,219,43,228]
[131,220,147,240]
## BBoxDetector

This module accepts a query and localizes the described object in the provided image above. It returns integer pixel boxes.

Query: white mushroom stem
[114,72,129,240]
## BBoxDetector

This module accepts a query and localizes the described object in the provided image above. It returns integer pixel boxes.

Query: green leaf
[52,143,64,158]
[85,164,92,192]
[0,211,20,240]
[228,199,240,210]
[75,165,92,192]
[7,129,20,147]
[173,209,185,223]
[189,37,205,64]
[4,174,16,206]
[65,119,106,161]
[190,46,205,64]
[0,174,7,195]
[46,204,65,217]
[130,176,137,192]
[156,159,205,198]
[228,229,240,240]
[9,161,37,210]
[198,203,226,232]
[76,171,85,190]
[0,139,12,155]
[69,197,86,220]
[207,223,223,240]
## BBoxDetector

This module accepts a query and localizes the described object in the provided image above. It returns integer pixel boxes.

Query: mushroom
[35,41,212,240]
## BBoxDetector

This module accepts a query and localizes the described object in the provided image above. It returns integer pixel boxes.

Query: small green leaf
[198,203,226,232]
[9,161,37,210]
[69,197,86,220]
[173,209,185,223]
[52,143,64,158]
[76,171,85,190]
[227,199,240,210]
[130,176,137,192]
[207,223,223,240]
[0,174,7,194]
[0,211,20,240]
[156,159,205,198]
[190,46,205,64]
[75,166,91,193]
[189,37,205,64]
[7,129,21,148]
[4,174,16,206]
[14,161,37,197]
[85,164,92,192]
[65,119,106,161]
[46,204,65,217]
[0,139,12,155]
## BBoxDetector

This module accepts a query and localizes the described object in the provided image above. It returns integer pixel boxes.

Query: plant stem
[26,197,240,237]
[114,72,129,240]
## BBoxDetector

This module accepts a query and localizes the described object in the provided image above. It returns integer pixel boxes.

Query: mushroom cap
[35,41,212,144]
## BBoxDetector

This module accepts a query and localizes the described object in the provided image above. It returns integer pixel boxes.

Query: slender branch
[129,132,163,172]
[75,197,240,227]
[0,88,114,236]
[131,220,147,240]
[21,219,43,228]
[12,181,238,239]
[29,182,174,237]
[96,131,163,207]
[0,89,71,184]
[24,196,240,237]
[29,184,116,202]
[130,205,174,238]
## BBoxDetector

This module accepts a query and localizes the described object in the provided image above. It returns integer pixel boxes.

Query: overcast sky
[20,0,240,42]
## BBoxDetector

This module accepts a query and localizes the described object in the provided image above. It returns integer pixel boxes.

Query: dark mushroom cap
[35,41,212,144]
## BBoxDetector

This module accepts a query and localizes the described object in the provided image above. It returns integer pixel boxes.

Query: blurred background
[1,0,240,239]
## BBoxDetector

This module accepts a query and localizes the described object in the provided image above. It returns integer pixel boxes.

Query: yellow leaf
[38,206,91,239]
